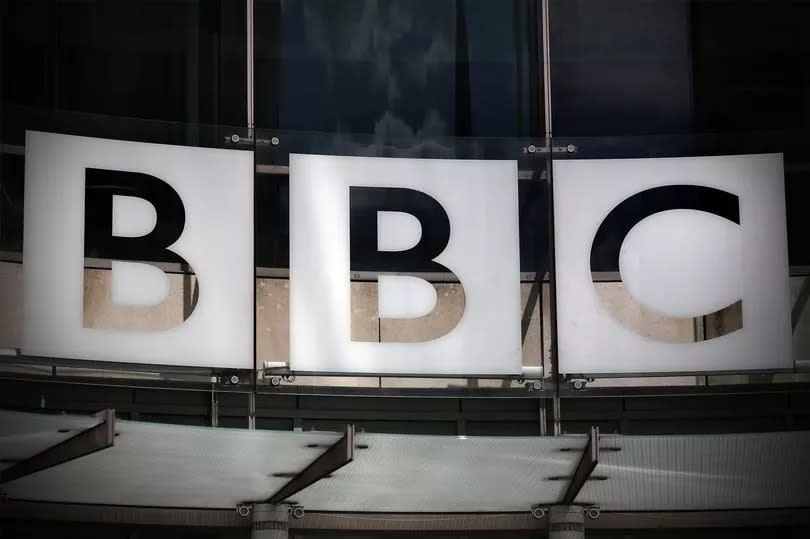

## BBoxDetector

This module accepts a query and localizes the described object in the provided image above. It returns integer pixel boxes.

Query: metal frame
[561,426,599,505]
[17,351,793,386]
[2,368,810,399]
[246,0,254,131]
[2,501,808,531]
[0,409,115,485]
[293,509,810,531]
[266,424,355,504]
[793,274,810,331]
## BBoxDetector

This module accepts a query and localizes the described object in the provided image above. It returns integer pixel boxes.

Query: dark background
[4,1,808,270]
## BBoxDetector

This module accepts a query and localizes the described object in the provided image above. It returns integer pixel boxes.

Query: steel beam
[267,424,354,504]
[2,502,809,531]
[792,275,810,331]
[0,500,248,527]
[0,409,115,485]
[561,426,599,505]
[589,509,810,529]
[291,509,810,532]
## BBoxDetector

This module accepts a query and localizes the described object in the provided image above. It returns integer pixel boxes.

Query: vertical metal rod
[553,395,561,435]
[540,0,553,140]
[210,387,219,428]
[248,391,256,430]
[246,0,255,130]
[539,400,547,436]
[247,0,258,414]
[540,0,562,433]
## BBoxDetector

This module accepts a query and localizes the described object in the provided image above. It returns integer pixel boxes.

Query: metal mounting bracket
[561,426,600,505]
[267,424,355,504]
[0,409,116,485]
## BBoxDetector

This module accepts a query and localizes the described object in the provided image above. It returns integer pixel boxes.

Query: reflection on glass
[550,0,810,136]
[256,0,543,137]
[2,1,246,126]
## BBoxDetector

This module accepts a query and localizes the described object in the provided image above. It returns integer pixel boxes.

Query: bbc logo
[21,131,793,375]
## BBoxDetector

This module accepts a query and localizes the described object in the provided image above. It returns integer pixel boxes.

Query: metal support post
[210,389,219,428]
[248,392,256,430]
[562,426,599,505]
[540,0,552,140]
[252,503,288,539]
[549,505,585,539]
[267,425,355,504]
[552,396,561,435]
[0,409,115,485]
[246,0,255,131]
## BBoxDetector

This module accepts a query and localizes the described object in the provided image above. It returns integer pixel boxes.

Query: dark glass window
[550,0,810,266]
[255,0,544,137]
[2,0,246,127]
[550,0,810,136]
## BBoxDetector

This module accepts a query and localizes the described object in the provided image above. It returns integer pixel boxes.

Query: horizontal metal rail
[1,501,808,531]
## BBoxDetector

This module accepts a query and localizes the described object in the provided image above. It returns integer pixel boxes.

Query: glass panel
[549,0,810,137]
[255,0,544,137]
[0,409,343,507]
[292,430,810,511]
[1,0,246,128]
[292,431,578,511]
[5,408,810,511]
[548,0,809,391]
[581,432,810,510]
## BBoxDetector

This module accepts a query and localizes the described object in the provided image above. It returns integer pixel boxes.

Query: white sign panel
[290,154,522,375]
[22,131,254,369]
[553,153,792,374]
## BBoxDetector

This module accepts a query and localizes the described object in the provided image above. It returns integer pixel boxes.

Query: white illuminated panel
[22,131,254,369]
[553,154,792,374]
[290,154,522,375]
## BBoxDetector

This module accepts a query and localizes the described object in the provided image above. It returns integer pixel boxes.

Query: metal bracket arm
[268,424,355,504]
[561,426,599,505]
[0,409,116,485]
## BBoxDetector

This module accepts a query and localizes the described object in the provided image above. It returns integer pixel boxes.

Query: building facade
[1,1,810,537]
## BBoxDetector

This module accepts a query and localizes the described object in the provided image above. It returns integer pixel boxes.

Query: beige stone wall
[594,281,695,342]
[83,269,190,331]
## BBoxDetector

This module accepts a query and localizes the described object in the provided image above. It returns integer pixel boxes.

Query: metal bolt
[236,504,251,517]
[566,144,577,153]
[587,507,601,519]
[229,375,240,385]
[531,507,546,520]
[271,136,280,146]
[527,144,537,154]
[231,134,240,143]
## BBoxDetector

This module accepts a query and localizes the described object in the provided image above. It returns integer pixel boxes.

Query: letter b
[290,153,522,376]
[22,131,254,369]
[349,186,464,342]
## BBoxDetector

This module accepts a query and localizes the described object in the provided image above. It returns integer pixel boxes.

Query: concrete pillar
[251,503,288,539]
[549,505,585,539]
